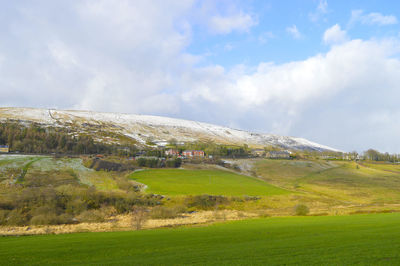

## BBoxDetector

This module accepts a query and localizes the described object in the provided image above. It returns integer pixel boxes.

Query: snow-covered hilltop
[0,107,339,152]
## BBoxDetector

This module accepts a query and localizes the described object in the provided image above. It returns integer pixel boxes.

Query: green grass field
[129,169,288,196]
[2,213,400,265]
[254,159,400,205]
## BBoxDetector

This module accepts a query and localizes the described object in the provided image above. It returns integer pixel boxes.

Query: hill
[0,107,338,152]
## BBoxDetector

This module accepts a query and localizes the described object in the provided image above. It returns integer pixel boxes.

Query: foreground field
[130,169,287,196]
[1,213,400,265]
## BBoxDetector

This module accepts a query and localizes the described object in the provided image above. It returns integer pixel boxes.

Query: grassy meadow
[129,169,288,196]
[1,213,400,265]
[254,159,400,205]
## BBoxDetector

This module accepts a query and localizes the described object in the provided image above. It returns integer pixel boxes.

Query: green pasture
[129,169,288,196]
[254,159,400,204]
[2,213,400,265]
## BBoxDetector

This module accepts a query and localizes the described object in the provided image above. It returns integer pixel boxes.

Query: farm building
[182,150,193,157]
[182,150,205,157]
[252,149,265,157]
[193,150,205,157]
[266,150,291,159]
[0,145,9,153]
[165,149,179,156]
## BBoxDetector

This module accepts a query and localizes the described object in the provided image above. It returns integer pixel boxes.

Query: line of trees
[363,149,400,162]
[136,157,182,168]
[0,122,137,156]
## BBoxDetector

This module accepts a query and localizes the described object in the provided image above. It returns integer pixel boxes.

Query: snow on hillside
[0,107,339,152]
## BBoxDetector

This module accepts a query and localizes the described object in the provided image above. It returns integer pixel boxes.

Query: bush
[294,204,309,216]
[131,206,148,230]
[187,195,229,210]
[149,205,186,219]
[115,177,139,192]
[65,199,88,215]
[137,158,163,168]
[77,210,105,223]
[0,210,10,225]
[165,158,182,168]
[58,213,75,224]
[6,209,30,226]
[30,214,60,225]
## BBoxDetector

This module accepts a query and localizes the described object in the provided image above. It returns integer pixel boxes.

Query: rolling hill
[0,107,338,151]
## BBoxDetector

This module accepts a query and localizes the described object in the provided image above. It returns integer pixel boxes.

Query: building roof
[268,151,290,155]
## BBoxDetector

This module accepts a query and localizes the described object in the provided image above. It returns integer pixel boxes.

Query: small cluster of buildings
[165,149,205,158]
[251,149,292,159]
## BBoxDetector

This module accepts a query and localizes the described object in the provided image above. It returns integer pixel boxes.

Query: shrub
[294,204,309,216]
[0,199,14,210]
[6,209,30,226]
[187,195,230,210]
[65,199,88,215]
[149,205,186,219]
[0,210,10,225]
[131,206,148,230]
[77,210,105,223]
[58,213,75,224]
[115,177,139,192]
[165,158,182,168]
[244,196,261,201]
[30,214,60,225]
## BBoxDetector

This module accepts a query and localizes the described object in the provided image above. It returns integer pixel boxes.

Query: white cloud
[317,0,328,13]
[350,10,398,26]
[258,31,275,44]
[3,1,400,152]
[0,0,193,115]
[323,24,348,45]
[224,43,234,51]
[182,38,400,152]
[286,25,302,39]
[309,0,328,22]
[209,12,257,34]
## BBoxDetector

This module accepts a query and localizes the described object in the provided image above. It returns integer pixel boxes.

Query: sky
[1,0,400,153]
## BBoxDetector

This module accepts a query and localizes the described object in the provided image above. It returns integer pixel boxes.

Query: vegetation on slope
[0,122,137,155]
[0,156,160,226]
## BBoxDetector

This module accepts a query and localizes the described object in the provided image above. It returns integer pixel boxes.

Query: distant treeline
[363,149,400,162]
[136,157,182,168]
[0,122,137,156]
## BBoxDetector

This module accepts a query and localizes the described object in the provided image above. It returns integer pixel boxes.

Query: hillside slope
[0,107,338,151]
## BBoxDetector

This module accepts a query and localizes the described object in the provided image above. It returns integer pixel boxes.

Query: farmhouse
[0,145,9,153]
[267,150,291,159]
[182,150,205,157]
[193,150,205,157]
[165,149,179,156]
[182,150,193,157]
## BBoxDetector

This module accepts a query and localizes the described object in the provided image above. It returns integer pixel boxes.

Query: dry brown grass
[0,210,258,236]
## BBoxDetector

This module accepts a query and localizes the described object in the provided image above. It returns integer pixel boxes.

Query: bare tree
[131,206,148,230]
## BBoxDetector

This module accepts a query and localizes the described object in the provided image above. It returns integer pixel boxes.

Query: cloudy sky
[1,0,400,153]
